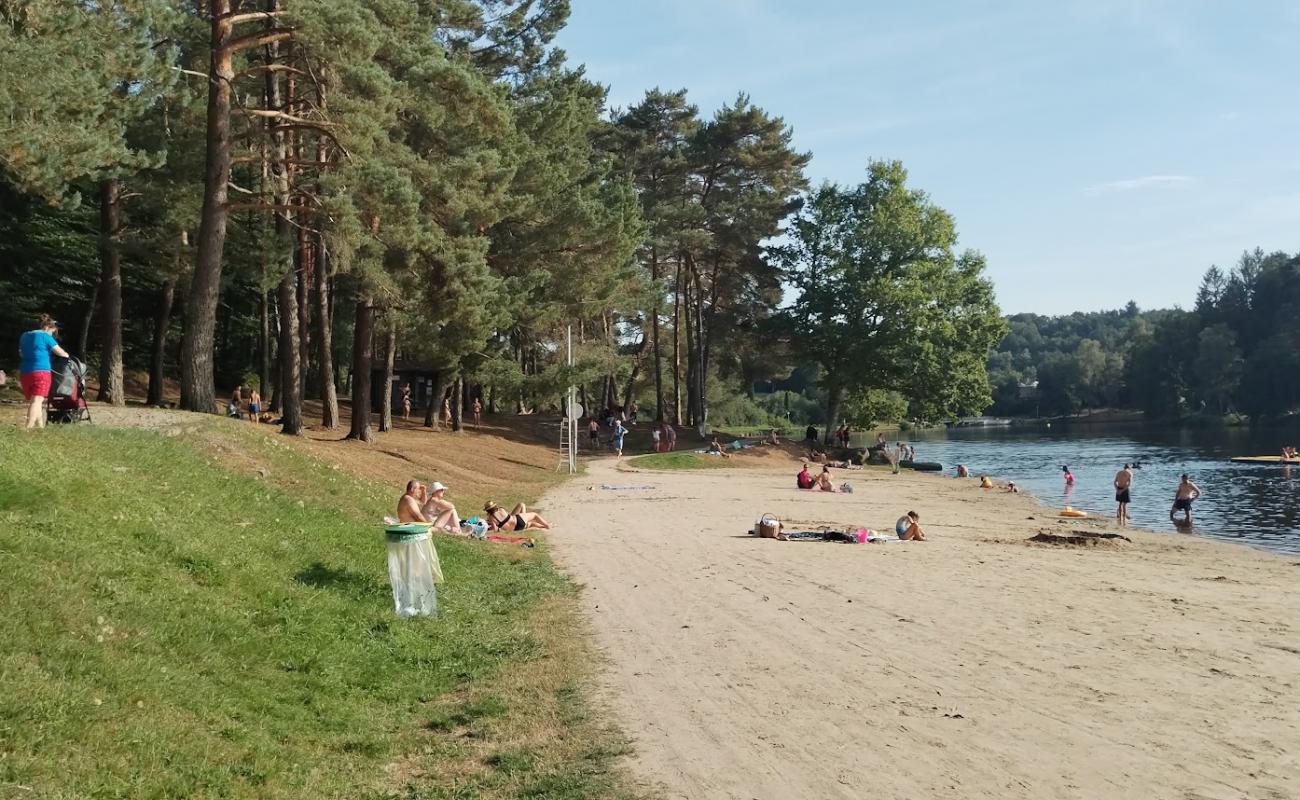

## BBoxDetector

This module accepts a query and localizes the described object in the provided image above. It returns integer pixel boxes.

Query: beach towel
[487,534,536,547]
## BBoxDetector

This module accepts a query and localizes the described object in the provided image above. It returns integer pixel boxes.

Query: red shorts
[21,370,52,401]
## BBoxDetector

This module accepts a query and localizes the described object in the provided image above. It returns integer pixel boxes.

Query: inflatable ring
[1059,508,1087,518]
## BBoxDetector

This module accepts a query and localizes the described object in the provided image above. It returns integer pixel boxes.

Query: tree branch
[226,28,293,54]
[222,9,289,27]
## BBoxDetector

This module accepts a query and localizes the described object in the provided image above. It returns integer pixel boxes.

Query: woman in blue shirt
[19,314,69,429]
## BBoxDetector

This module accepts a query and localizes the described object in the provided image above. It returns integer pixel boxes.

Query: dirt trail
[545,458,1300,800]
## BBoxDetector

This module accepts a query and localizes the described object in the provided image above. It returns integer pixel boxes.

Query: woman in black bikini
[483,501,552,532]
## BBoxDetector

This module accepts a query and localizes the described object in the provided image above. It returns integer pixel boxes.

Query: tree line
[0,0,1005,440]
[987,248,1300,420]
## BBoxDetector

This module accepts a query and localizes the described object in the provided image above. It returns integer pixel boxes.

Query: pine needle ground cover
[0,422,642,799]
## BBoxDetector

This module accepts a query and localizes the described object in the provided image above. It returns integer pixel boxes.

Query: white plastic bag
[384,526,442,618]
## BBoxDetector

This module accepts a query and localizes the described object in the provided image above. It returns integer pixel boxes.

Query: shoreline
[544,456,1300,799]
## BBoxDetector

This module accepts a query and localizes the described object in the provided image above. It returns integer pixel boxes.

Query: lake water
[857,424,1300,555]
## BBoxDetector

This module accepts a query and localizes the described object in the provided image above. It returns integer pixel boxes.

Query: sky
[554,0,1300,315]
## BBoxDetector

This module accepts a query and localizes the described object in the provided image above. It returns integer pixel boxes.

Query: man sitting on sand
[817,465,837,492]
[483,501,552,532]
[707,436,732,458]
[796,462,815,489]
[397,480,428,523]
[1170,473,1201,526]
[421,481,462,531]
[895,510,928,540]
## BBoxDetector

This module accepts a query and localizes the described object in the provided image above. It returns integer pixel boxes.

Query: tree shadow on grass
[293,561,385,599]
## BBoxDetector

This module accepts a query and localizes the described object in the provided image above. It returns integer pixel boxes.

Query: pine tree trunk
[348,298,374,441]
[672,259,683,426]
[265,4,300,435]
[824,384,843,445]
[96,179,125,405]
[426,374,449,430]
[297,237,311,397]
[259,288,271,397]
[314,235,338,427]
[147,276,176,407]
[683,267,696,426]
[379,316,395,433]
[180,0,236,413]
[451,375,463,432]
[77,293,95,357]
[650,246,665,421]
[276,269,302,434]
[268,294,280,412]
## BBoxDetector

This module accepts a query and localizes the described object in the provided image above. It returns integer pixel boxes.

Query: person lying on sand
[1005,481,1020,493]
[707,437,732,458]
[817,465,837,492]
[895,510,928,540]
[483,501,552,532]
[421,481,462,532]
[397,480,429,523]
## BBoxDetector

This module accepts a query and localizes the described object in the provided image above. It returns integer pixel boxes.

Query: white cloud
[1083,174,1193,196]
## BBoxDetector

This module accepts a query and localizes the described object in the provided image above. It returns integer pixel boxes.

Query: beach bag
[461,516,488,539]
[755,513,782,539]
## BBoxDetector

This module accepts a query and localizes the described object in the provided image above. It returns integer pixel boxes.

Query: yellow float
[1059,506,1087,518]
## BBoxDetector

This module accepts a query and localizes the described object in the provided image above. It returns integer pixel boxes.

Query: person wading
[1114,463,1134,527]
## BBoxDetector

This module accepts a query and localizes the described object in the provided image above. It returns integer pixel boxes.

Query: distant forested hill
[987,248,1300,420]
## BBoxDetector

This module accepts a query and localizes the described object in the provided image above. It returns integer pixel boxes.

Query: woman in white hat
[420,481,461,532]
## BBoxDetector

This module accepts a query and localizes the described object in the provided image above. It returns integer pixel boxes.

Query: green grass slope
[0,422,639,799]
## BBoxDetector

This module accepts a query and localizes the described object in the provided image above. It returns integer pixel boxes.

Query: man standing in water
[1170,473,1201,526]
[1114,463,1133,527]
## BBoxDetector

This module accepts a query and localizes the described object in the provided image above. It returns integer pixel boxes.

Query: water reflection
[859,424,1300,555]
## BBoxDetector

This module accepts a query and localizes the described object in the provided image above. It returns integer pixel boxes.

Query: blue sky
[555,0,1300,315]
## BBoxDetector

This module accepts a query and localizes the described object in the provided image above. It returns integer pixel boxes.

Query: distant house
[370,360,441,413]
[1018,380,1039,399]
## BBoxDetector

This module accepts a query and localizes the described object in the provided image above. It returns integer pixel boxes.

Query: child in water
[1061,465,1075,485]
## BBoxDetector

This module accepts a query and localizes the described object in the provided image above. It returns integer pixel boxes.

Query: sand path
[544,458,1300,800]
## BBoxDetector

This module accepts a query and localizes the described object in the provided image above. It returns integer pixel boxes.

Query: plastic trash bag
[384,524,443,618]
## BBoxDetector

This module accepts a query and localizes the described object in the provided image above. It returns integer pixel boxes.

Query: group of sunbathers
[397,480,551,533]
[796,462,839,492]
[793,462,928,539]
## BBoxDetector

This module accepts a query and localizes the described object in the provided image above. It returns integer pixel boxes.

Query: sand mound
[1028,530,1132,547]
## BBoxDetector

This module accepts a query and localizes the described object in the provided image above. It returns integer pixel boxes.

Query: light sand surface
[544,458,1300,800]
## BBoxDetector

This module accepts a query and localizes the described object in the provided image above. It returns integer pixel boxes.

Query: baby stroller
[48,356,91,423]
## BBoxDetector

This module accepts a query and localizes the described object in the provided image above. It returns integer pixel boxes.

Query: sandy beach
[544,456,1300,800]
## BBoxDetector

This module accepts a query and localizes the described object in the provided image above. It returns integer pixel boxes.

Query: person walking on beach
[18,314,70,429]
[1114,464,1133,527]
[472,397,482,427]
[665,422,677,451]
[1170,473,1201,526]
[401,383,412,420]
[612,419,627,458]
[588,418,600,451]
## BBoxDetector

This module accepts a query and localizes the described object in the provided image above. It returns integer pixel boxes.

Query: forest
[987,248,1300,421]
[0,0,1006,438]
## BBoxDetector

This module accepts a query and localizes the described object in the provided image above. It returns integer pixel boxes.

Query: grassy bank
[624,452,734,471]
[0,419,640,799]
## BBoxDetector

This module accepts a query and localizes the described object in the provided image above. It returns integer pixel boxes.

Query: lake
[858,424,1300,555]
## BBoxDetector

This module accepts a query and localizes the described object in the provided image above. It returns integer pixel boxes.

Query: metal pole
[567,325,577,473]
